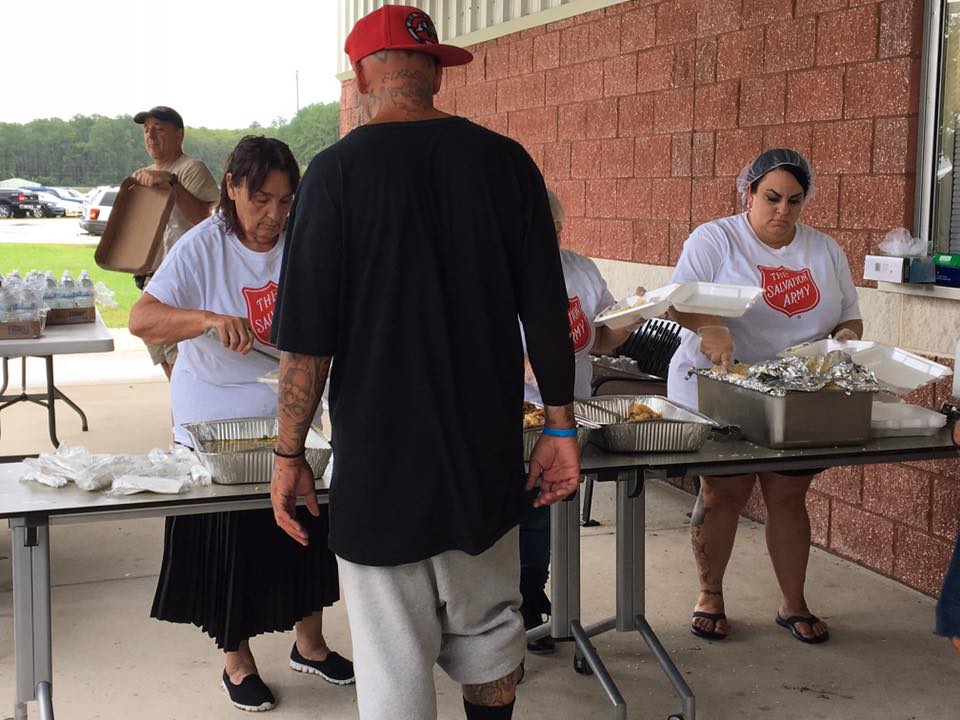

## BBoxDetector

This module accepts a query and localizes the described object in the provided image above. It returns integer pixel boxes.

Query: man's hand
[205,314,254,354]
[697,325,734,371]
[270,456,320,546]
[526,435,580,507]
[132,169,174,188]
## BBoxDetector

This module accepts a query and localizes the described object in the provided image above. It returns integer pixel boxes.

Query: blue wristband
[542,426,577,438]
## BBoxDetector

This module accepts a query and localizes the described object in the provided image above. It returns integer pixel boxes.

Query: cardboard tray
[94,177,174,274]
[46,306,95,325]
[0,318,44,340]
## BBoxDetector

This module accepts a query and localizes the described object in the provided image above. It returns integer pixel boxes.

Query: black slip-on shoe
[289,644,356,685]
[221,670,276,712]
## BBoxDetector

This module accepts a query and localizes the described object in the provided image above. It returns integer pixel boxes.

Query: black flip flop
[776,614,830,644]
[690,611,728,640]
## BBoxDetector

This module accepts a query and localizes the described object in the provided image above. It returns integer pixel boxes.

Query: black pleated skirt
[150,506,340,651]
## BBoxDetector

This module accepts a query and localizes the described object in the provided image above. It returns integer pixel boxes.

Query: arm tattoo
[277,351,330,454]
[462,668,518,706]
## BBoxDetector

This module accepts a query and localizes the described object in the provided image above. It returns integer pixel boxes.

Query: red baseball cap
[345,5,473,68]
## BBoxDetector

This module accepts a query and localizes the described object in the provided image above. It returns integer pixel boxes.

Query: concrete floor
[1,375,958,719]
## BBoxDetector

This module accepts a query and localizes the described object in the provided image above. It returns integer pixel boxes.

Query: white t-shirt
[524,249,616,403]
[146,214,286,445]
[146,153,220,259]
[667,212,861,409]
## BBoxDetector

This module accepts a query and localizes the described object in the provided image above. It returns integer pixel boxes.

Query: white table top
[0,312,114,357]
[0,460,331,520]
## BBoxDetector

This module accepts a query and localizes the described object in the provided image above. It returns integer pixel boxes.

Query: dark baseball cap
[133,106,184,129]
[345,5,472,68]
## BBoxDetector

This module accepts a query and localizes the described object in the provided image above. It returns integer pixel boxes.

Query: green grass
[0,244,139,328]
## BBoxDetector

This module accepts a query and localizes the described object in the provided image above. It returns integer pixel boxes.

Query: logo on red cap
[405,11,438,44]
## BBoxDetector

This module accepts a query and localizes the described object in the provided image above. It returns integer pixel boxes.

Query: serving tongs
[573,398,625,427]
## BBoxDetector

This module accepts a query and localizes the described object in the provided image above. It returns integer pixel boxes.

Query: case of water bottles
[44,269,98,325]
[0,269,99,339]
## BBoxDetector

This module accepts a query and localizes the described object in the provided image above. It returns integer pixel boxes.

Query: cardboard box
[863,255,936,284]
[934,253,960,288]
[46,306,96,325]
[0,319,43,340]
[94,177,175,274]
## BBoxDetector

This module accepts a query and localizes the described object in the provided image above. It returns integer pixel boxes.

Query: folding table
[0,315,114,458]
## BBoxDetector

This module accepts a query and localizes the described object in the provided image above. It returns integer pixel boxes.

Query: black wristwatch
[169,173,178,187]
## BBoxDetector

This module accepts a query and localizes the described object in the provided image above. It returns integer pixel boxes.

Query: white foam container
[870,395,947,437]
[668,282,764,317]
[594,281,762,328]
[594,284,677,329]
[782,339,951,395]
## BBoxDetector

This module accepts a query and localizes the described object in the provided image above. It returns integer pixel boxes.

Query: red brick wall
[339,0,957,597]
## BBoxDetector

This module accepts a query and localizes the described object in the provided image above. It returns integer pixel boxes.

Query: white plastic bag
[878,227,927,257]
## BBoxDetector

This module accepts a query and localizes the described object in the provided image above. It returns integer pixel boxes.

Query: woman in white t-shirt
[519,189,642,654]
[668,149,862,645]
[129,137,353,712]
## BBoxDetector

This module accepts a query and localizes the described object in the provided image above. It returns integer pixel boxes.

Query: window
[927,0,960,252]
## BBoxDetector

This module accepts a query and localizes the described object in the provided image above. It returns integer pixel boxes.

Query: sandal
[690,611,728,640]
[776,614,830,644]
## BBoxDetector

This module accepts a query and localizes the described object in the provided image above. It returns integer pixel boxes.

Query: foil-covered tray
[182,416,331,485]
[523,426,592,461]
[573,395,715,453]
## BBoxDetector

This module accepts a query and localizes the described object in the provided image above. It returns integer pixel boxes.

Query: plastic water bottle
[42,272,57,309]
[60,270,76,309]
[78,270,95,308]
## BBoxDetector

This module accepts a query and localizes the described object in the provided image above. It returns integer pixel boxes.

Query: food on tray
[597,294,650,319]
[712,362,751,377]
[523,402,545,430]
[205,435,277,453]
[626,401,661,422]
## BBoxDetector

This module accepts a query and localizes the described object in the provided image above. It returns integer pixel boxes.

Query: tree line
[0,102,341,187]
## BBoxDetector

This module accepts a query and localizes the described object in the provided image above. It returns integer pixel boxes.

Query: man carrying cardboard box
[130,105,219,378]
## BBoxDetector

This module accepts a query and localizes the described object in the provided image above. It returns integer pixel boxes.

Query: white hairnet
[735,148,816,206]
[546,187,564,224]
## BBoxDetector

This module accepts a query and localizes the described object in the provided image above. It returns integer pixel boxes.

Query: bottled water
[60,270,76,309]
[78,270,95,308]
[44,272,58,309]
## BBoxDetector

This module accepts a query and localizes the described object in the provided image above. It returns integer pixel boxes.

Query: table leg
[0,357,9,397]
[10,518,53,720]
[44,359,59,448]
[571,471,696,720]
[549,485,581,641]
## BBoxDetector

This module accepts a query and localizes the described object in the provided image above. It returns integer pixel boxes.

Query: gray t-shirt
[146,153,219,260]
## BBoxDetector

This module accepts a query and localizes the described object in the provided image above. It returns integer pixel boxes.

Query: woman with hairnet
[519,188,642,654]
[667,148,862,644]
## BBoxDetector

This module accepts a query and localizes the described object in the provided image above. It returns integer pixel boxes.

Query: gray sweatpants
[337,527,524,720]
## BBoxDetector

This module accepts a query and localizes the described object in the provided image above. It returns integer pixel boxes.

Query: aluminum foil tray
[574,395,715,453]
[523,426,592,461]
[182,416,331,485]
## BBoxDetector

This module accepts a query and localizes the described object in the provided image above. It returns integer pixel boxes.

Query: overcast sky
[5,0,343,129]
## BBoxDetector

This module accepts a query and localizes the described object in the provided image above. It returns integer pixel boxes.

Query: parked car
[79,186,119,235]
[31,192,69,218]
[36,191,82,217]
[0,188,42,218]
[34,186,86,215]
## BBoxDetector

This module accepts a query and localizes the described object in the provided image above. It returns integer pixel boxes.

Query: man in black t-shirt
[269,6,580,720]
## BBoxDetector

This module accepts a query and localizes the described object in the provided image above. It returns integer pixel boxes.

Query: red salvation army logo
[242,280,279,347]
[757,265,821,318]
[568,296,591,353]
[406,11,438,44]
